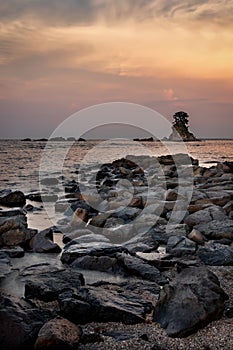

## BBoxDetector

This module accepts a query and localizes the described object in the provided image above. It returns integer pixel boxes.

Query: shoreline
[0,153,233,349]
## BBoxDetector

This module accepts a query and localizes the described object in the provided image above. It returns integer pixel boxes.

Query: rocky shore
[0,153,233,349]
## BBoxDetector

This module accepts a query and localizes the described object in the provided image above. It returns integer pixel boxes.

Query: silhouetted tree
[173,111,189,133]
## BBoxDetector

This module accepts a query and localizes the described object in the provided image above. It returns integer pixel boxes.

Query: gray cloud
[0,0,232,26]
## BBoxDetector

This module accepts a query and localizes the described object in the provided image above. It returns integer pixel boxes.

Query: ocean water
[0,138,233,232]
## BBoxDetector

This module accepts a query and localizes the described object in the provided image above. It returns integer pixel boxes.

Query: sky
[0,0,233,139]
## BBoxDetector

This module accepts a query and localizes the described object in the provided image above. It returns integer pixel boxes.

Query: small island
[168,111,198,141]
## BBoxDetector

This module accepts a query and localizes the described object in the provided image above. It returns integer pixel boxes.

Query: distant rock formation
[168,111,198,142]
[133,137,154,142]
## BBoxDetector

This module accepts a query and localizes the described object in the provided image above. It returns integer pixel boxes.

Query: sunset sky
[0,0,233,139]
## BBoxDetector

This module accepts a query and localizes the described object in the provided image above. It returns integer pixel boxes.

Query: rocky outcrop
[153,267,228,337]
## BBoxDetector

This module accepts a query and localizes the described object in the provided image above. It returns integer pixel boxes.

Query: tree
[173,111,189,131]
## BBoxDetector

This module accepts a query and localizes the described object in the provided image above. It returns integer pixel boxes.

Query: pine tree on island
[168,111,197,141]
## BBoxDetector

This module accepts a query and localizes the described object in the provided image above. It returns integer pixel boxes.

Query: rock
[0,292,53,350]
[0,226,37,247]
[0,189,26,207]
[59,285,153,325]
[223,200,233,215]
[24,268,85,301]
[195,219,233,240]
[63,229,95,243]
[116,253,163,283]
[61,242,127,264]
[187,229,205,245]
[0,246,24,258]
[0,214,27,234]
[165,189,177,201]
[0,252,11,280]
[197,243,233,265]
[184,205,227,227]
[70,208,89,228]
[153,267,228,337]
[166,236,197,256]
[26,192,58,202]
[34,316,82,350]
[71,255,120,273]
[29,227,61,253]
[205,191,231,206]
[0,208,26,217]
[67,233,110,244]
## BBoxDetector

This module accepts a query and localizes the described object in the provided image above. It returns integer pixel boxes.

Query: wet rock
[0,252,11,280]
[29,227,61,253]
[154,267,228,337]
[0,292,54,350]
[166,236,197,257]
[0,246,24,258]
[24,268,85,301]
[59,285,153,324]
[197,243,233,265]
[0,208,26,217]
[195,219,233,240]
[0,189,26,207]
[34,316,82,350]
[116,253,163,283]
[61,242,127,264]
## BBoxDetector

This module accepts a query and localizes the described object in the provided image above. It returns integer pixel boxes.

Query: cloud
[0,0,232,27]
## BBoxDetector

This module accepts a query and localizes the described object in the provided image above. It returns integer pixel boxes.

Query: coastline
[0,152,233,349]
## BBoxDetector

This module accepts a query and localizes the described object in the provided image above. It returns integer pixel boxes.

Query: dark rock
[154,267,228,337]
[116,253,163,283]
[61,242,127,264]
[34,316,82,350]
[71,255,120,273]
[0,208,26,217]
[0,252,11,280]
[26,192,58,202]
[0,246,24,258]
[0,292,54,350]
[225,306,233,318]
[62,229,95,243]
[184,205,227,227]
[59,285,153,324]
[24,269,85,301]
[29,227,61,253]
[0,189,26,207]
[195,219,233,240]
[197,243,233,265]
[166,236,197,257]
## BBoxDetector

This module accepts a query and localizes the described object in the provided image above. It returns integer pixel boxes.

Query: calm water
[0,139,233,231]
[1,139,233,193]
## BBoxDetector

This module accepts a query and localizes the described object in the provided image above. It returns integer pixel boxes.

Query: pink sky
[0,1,233,138]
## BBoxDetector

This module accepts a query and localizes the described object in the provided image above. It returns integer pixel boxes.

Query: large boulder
[166,236,197,256]
[34,316,82,350]
[0,190,26,207]
[24,269,85,301]
[184,205,227,227]
[59,285,153,325]
[153,267,228,337]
